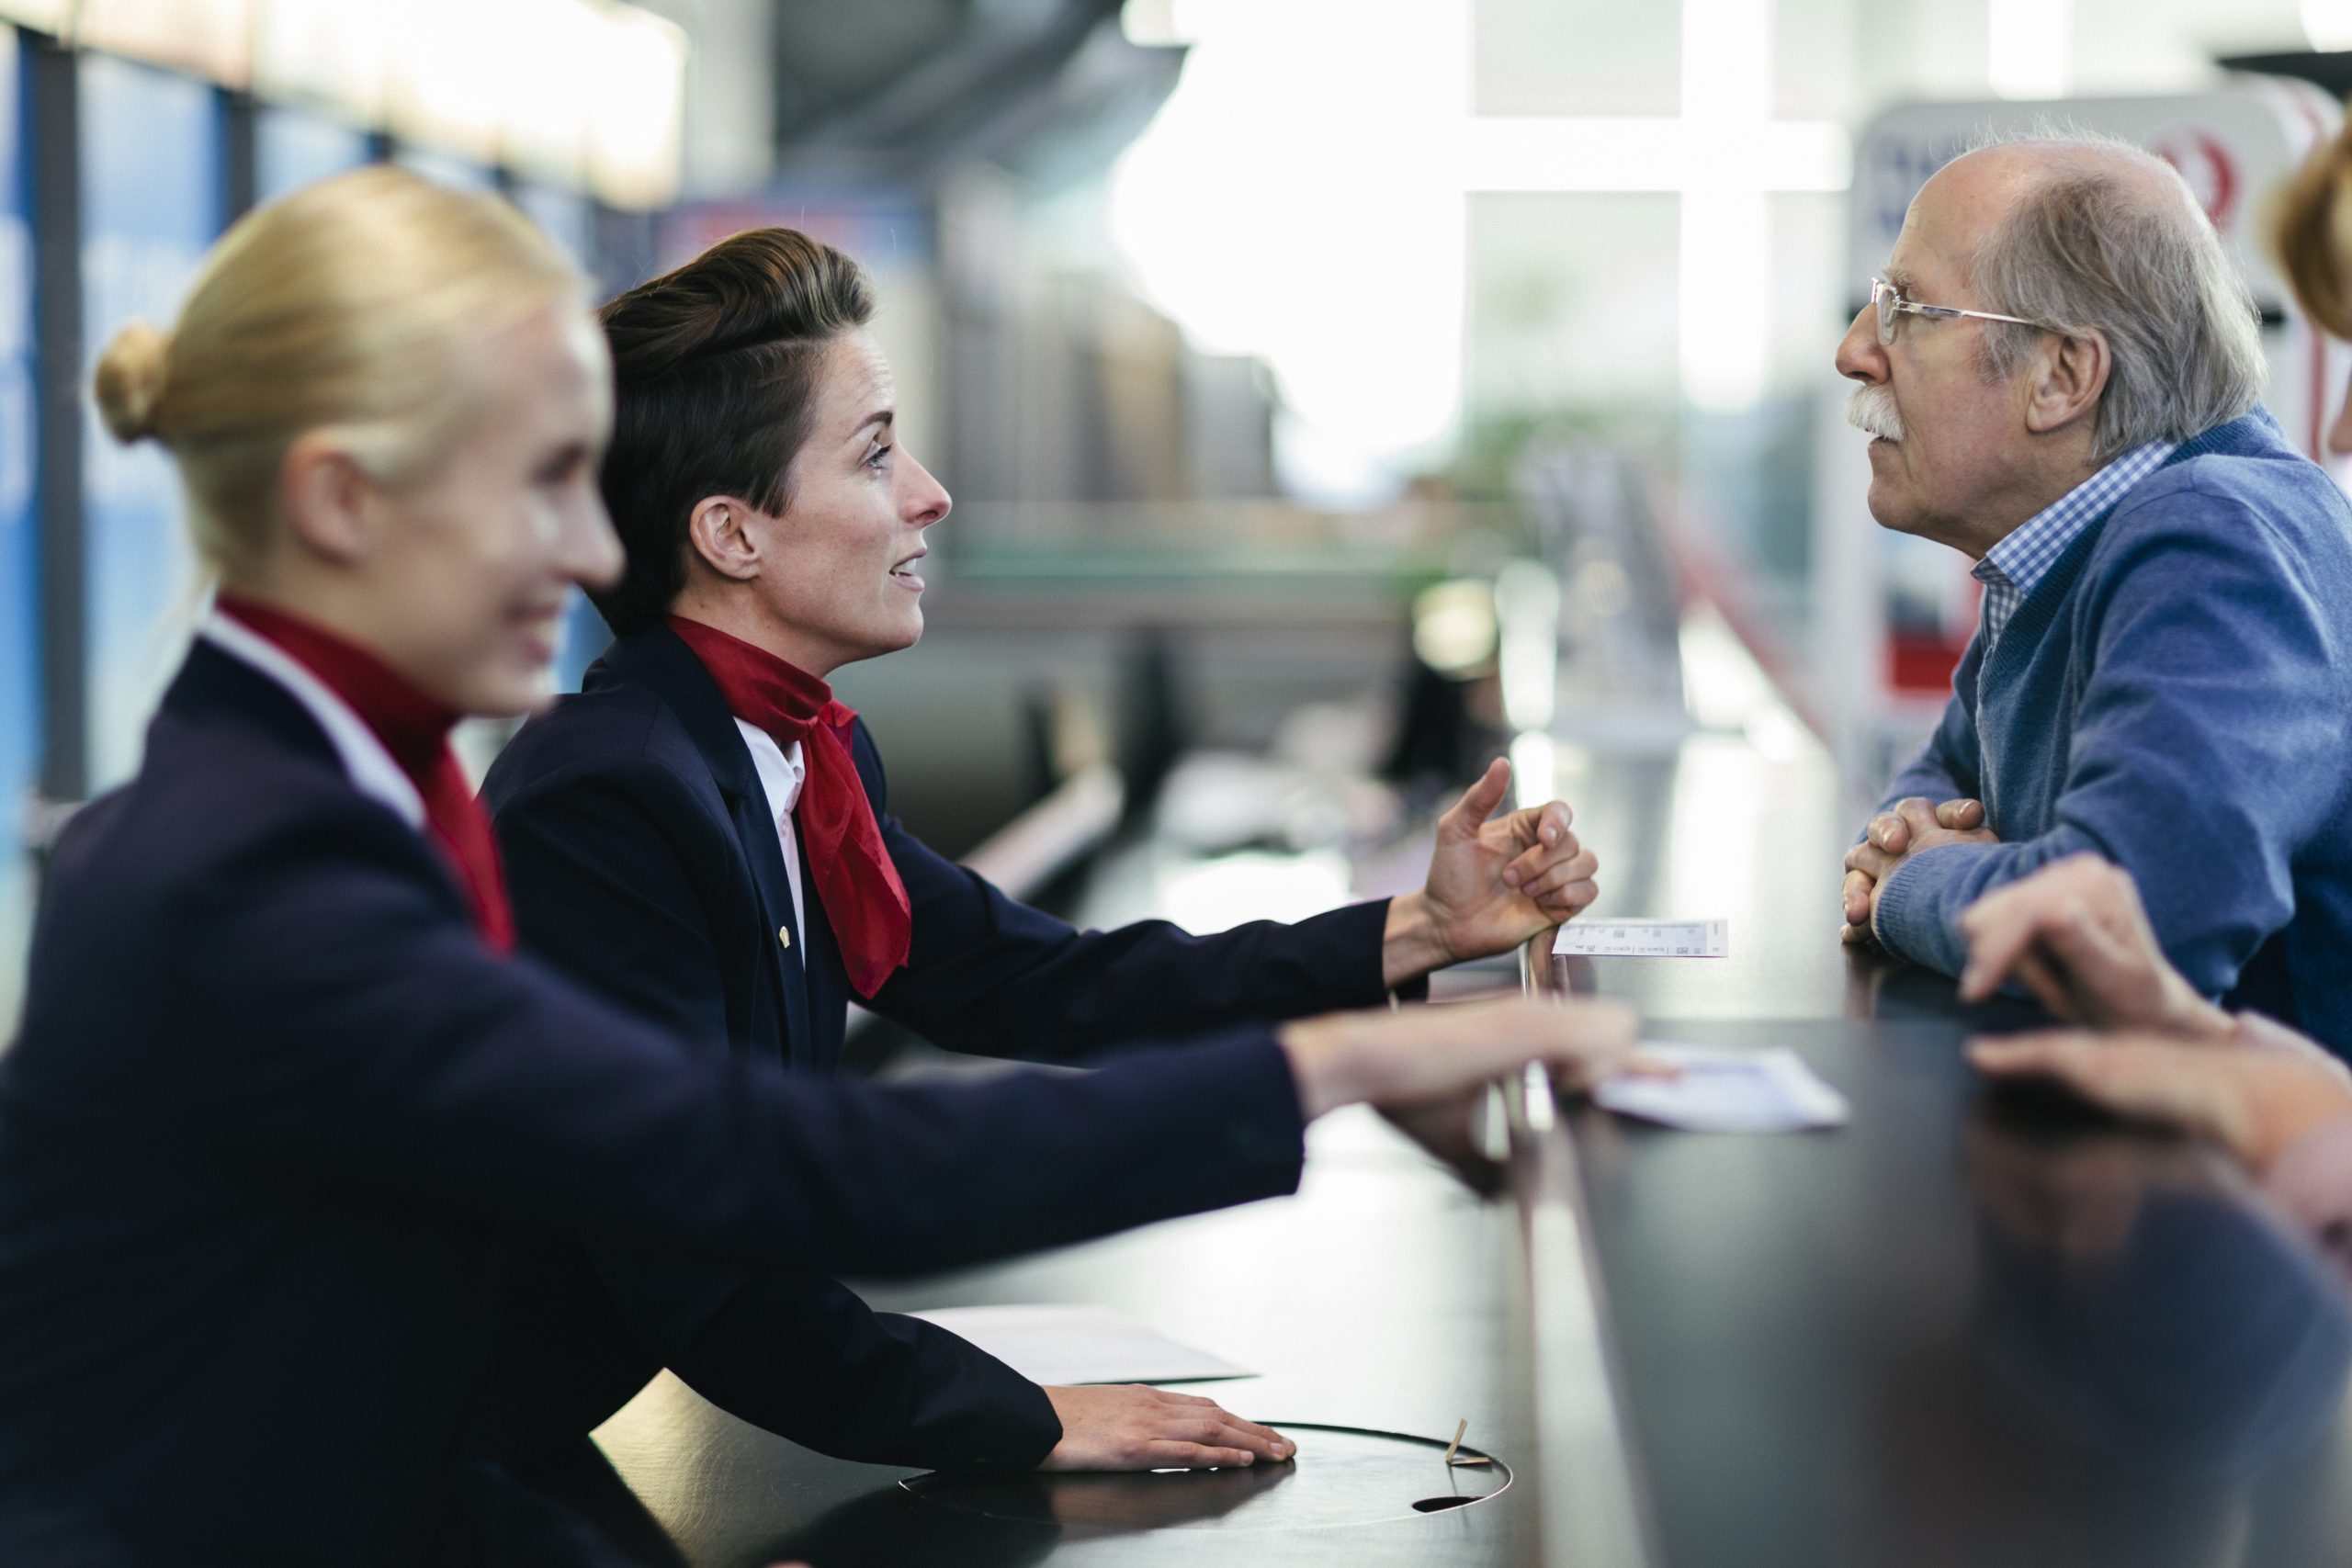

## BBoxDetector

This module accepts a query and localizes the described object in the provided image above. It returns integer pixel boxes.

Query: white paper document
[1553,918,1730,958]
[905,1304,1254,1386]
[1594,1044,1850,1134]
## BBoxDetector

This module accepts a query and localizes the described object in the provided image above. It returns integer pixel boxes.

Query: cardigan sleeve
[1871,491,2346,987]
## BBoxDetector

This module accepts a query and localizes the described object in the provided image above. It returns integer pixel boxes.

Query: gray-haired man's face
[1832,150,2095,560]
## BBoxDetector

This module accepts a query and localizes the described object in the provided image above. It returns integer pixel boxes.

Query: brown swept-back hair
[594,228,873,635]
[2272,118,2352,341]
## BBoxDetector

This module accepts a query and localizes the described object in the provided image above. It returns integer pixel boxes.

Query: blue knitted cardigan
[1872,407,2352,1054]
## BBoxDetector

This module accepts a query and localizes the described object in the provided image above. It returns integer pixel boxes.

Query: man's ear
[277,433,378,567]
[2024,330,2110,437]
[685,495,765,583]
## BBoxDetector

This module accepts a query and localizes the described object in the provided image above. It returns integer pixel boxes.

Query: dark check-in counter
[594,728,2352,1567]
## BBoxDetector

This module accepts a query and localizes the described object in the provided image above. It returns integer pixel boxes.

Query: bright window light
[1989,0,2072,100]
[1110,0,1473,502]
[2306,0,2352,51]
[1111,0,1847,493]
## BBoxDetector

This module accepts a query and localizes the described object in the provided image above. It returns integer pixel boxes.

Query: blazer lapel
[589,628,816,1067]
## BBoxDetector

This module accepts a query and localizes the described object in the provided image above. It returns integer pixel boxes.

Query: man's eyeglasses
[1870,276,2042,347]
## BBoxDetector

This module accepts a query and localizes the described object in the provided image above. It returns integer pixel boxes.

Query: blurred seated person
[1959,854,2352,1291]
[480,227,1605,1476]
[0,167,1641,1564]
[1831,133,2352,1054]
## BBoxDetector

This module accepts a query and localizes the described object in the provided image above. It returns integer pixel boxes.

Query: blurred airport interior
[5,0,2352,1030]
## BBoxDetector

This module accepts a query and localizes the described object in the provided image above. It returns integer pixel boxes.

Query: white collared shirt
[200,610,425,829]
[735,720,808,958]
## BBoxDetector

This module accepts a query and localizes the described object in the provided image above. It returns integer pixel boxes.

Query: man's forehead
[1887,176,1980,291]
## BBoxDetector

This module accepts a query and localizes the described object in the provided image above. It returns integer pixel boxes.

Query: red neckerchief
[664,615,912,998]
[217,592,515,955]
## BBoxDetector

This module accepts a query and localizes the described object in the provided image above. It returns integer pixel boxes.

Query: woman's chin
[853,610,925,662]
[455,662,558,719]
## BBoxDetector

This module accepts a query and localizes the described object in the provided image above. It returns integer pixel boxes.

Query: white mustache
[1846,384,1904,443]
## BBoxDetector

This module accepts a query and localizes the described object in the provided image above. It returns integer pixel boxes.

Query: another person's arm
[1961,857,2352,1283]
[1954,852,2230,1035]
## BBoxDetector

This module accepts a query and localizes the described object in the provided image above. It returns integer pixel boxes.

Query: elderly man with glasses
[1833,134,2352,1055]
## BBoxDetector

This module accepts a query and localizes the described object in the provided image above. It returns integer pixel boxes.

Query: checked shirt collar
[1973,439,2177,658]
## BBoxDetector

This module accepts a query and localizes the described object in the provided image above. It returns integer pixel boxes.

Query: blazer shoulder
[486,682,710,817]
[23,733,451,1092]
[846,713,889,809]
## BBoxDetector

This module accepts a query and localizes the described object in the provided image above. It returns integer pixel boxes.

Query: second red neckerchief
[664,615,912,998]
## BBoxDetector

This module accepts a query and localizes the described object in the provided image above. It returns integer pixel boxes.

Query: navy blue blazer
[480,624,1403,1472]
[0,642,1307,1564]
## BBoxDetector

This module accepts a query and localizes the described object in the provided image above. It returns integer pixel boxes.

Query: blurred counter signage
[64,0,684,209]
[1812,79,2346,792]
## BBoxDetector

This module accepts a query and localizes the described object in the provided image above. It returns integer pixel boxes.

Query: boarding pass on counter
[1553,918,1729,958]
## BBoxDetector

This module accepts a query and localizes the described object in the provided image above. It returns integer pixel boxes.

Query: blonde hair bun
[94,321,172,444]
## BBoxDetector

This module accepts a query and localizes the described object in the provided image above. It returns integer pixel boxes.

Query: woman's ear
[277,433,378,567]
[685,495,765,582]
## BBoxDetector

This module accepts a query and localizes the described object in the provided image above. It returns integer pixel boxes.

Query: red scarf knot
[218,592,514,954]
[664,615,912,998]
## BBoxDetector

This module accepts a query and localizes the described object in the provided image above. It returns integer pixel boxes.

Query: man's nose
[1835,305,1885,384]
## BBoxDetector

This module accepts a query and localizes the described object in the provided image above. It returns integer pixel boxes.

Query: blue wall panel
[256,103,372,202]
[79,54,221,791]
[0,28,34,1025]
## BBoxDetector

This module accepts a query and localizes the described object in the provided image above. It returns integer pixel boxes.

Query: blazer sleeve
[495,767,1063,1469]
[1872,493,2349,987]
[857,728,1403,1063]
[588,1243,1061,1472]
[151,796,1309,1280]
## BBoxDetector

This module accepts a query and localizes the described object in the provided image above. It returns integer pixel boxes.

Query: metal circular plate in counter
[899,1422,1510,1534]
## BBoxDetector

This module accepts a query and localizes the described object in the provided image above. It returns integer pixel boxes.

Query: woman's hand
[1039,1384,1295,1471]
[1956,853,2231,1037]
[1969,1027,2352,1174]
[1384,759,1600,986]
[1280,994,1641,1122]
